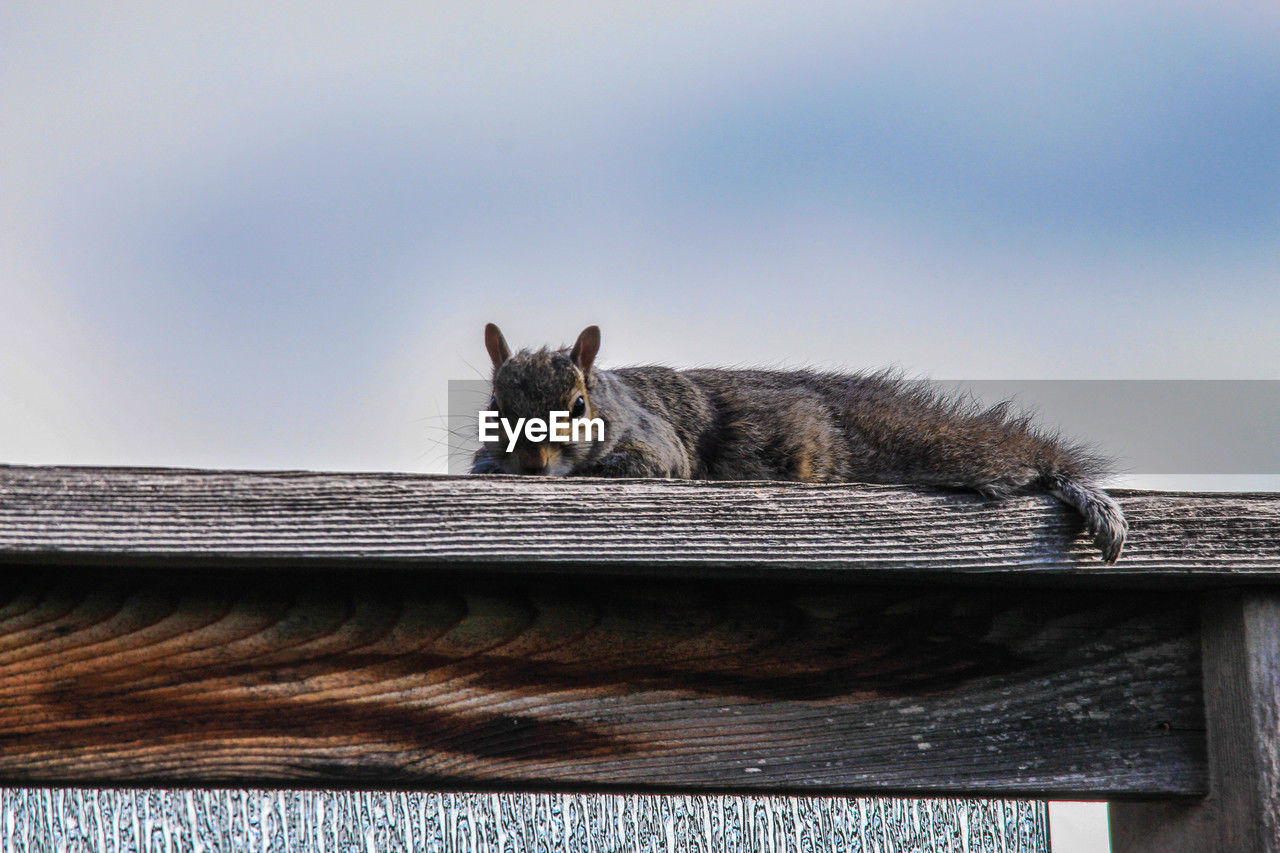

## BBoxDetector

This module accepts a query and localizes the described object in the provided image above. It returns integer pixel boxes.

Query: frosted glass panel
[1,790,1047,852]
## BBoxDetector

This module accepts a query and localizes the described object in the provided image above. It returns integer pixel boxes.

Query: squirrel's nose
[517,446,550,475]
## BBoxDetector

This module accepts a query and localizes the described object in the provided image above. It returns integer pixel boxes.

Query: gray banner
[448,379,1280,476]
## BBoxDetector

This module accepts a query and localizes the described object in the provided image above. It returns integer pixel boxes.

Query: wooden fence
[0,466,1276,850]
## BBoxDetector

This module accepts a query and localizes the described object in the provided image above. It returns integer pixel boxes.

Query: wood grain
[1110,591,1280,851]
[0,567,1202,796]
[0,466,1277,585]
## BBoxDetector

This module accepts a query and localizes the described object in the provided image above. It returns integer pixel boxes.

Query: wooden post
[1110,591,1280,852]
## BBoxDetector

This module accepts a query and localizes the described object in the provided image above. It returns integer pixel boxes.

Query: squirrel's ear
[484,323,511,368]
[570,325,601,375]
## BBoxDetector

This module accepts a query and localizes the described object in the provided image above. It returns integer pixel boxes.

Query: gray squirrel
[471,323,1128,562]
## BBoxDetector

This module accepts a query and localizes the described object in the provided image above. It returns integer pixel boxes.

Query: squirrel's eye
[571,396,586,418]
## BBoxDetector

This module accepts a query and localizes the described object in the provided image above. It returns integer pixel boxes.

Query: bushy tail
[1046,473,1128,563]
[837,373,1128,562]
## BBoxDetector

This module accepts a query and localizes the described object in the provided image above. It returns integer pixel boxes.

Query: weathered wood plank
[0,466,1277,585]
[0,567,1202,795]
[1109,591,1280,851]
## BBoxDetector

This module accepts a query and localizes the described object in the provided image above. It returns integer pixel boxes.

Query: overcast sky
[4,4,1278,849]
[3,2,1278,477]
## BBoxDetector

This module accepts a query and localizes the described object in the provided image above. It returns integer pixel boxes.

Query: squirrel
[470,323,1128,563]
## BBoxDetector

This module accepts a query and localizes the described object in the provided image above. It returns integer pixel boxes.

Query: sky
[3,7,1279,847]
[3,1,1278,481]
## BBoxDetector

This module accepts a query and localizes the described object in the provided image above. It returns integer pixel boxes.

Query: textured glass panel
[0,790,1047,852]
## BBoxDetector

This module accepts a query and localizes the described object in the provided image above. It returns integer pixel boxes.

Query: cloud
[654,5,1280,247]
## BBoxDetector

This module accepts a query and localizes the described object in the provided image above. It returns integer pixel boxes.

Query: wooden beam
[6,465,1272,797]
[0,567,1203,795]
[1110,591,1280,851]
[0,466,1278,585]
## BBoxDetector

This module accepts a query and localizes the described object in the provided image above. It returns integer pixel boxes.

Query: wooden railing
[1,466,1277,850]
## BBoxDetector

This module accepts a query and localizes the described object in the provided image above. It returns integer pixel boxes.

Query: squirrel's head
[479,323,602,476]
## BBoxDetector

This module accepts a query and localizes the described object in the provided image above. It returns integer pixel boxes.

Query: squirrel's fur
[471,324,1128,562]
